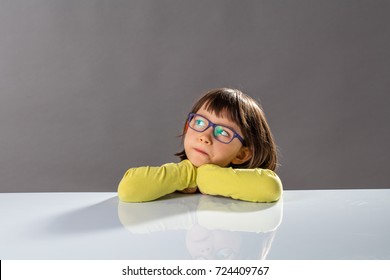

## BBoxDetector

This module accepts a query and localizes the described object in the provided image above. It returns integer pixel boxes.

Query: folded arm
[118,160,197,202]
[197,164,283,203]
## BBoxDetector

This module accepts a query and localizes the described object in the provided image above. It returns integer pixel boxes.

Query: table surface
[1,189,389,260]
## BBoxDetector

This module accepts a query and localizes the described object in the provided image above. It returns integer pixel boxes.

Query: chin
[188,160,204,167]
[187,157,209,167]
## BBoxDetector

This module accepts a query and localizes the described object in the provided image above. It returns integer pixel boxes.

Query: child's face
[186,224,242,260]
[184,105,250,167]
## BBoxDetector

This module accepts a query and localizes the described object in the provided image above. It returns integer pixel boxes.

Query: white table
[1,189,389,259]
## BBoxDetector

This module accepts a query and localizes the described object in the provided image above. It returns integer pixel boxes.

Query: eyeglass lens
[188,114,235,143]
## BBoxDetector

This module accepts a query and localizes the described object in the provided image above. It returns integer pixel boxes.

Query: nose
[198,128,213,144]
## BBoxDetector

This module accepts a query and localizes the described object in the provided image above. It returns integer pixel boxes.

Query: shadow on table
[46,196,122,234]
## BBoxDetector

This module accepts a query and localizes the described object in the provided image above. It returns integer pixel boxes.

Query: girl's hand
[179,186,198,194]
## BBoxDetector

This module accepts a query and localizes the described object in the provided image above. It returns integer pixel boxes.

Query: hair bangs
[199,90,245,129]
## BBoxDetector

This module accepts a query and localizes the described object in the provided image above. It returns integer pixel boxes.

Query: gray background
[1,0,389,193]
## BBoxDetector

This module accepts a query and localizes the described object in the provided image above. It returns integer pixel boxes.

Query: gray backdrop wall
[1,0,389,192]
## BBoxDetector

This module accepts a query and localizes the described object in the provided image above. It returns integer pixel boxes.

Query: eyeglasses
[187,113,245,145]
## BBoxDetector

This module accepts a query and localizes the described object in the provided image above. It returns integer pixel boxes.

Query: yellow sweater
[117,160,282,203]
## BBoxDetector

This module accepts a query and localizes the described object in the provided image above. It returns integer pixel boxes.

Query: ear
[231,147,253,165]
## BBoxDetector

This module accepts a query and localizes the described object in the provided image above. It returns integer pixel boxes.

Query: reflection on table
[118,194,283,259]
[2,189,389,259]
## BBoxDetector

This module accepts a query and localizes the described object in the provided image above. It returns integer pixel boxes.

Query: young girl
[118,88,282,203]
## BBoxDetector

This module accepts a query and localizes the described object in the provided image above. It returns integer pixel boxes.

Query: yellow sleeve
[197,164,283,203]
[117,160,197,202]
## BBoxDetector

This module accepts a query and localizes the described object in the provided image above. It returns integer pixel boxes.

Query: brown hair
[175,88,279,170]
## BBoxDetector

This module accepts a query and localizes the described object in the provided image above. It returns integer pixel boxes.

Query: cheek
[216,143,240,157]
[183,133,192,153]
[183,132,189,146]
[214,144,242,165]
[184,129,196,145]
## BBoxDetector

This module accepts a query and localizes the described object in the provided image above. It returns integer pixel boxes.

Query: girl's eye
[214,126,230,137]
[195,119,206,127]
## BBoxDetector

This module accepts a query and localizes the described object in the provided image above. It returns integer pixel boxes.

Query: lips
[194,148,209,156]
